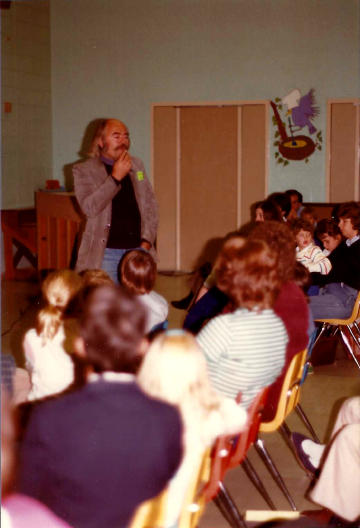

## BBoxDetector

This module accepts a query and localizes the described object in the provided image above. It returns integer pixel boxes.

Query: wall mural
[271,89,322,166]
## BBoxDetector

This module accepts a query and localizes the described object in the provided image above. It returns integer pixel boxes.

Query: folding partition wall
[152,102,269,271]
[326,99,360,202]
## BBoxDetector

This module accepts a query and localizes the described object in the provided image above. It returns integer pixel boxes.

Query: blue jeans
[101,247,142,285]
[309,283,358,320]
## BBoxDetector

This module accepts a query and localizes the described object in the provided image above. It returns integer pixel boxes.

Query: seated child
[23,270,83,401]
[120,250,168,333]
[79,268,114,302]
[316,218,343,256]
[291,219,331,275]
[301,206,322,246]
[300,206,317,227]
[138,330,247,528]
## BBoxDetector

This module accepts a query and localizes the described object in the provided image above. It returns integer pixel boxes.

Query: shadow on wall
[62,118,105,191]
[190,202,261,271]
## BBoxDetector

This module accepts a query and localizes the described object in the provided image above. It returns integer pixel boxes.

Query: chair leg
[353,321,360,338]
[339,326,360,370]
[295,404,321,444]
[213,493,240,528]
[329,326,339,337]
[254,438,297,511]
[312,323,328,348]
[242,456,277,510]
[218,481,248,528]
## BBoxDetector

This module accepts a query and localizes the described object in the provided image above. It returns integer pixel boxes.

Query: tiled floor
[2,274,360,526]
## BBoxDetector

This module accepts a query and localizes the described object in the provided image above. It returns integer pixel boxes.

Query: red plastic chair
[202,387,272,528]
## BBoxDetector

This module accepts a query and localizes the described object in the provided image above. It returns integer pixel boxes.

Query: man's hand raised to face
[111,150,132,181]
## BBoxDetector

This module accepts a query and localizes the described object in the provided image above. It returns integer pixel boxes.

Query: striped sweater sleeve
[306,246,332,274]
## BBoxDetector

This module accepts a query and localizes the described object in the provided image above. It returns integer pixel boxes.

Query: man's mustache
[115,145,128,151]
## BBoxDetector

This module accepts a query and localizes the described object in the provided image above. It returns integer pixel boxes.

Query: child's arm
[307,246,332,275]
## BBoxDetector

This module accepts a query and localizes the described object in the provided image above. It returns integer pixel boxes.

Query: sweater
[296,243,332,274]
[197,308,288,409]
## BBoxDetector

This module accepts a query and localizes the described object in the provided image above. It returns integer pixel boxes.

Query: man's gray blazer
[73,156,158,271]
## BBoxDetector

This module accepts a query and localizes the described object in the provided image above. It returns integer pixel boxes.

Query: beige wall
[50,0,359,204]
[1,0,52,209]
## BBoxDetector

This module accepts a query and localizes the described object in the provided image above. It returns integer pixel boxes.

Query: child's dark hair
[120,250,156,295]
[338,201,360,233]
[290,218,314,237]
[256,200,284,222]
[316,219,342,239]
[79,286,146,373]
[267,192,291,218]
[285,189,303,204]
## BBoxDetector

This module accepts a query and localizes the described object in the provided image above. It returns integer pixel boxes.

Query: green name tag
[137,171,144,181]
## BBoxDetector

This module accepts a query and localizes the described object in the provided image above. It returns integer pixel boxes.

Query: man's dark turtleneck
[101,155,141,249]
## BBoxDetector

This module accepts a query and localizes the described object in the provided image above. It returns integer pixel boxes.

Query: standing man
[73,119,158,282]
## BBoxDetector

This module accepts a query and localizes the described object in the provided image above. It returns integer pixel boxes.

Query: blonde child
[23,270,83,401]
[137,330,247,528]
[291,219,332,275]
[120,250,168,333]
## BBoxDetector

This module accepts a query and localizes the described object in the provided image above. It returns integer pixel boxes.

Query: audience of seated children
[309,201,360,320]
[138,330,247,528]
[291,218,332,275]
[291,397,360,525]
[16,285,182,528]
[23,270,83,401]
[248,221,310,421]
[119,249,168,333]
[196,236,288,409]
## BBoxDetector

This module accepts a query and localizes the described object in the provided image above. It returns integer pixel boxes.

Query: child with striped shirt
[291,218,332,275]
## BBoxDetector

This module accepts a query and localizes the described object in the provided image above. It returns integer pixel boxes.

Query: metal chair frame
[314,291,360,371]
[254,349,308,511]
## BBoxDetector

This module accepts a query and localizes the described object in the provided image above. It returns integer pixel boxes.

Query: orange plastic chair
[314,291,360,371]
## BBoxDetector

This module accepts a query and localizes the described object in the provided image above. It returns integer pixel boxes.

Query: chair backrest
[315,291,360,325]
[129,448,211,528]
[203,387,269,502]
[259,349,307,433]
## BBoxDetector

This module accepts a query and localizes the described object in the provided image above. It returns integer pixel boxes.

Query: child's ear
[138,337,149,357]
[74,336,86,358]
